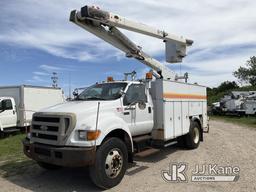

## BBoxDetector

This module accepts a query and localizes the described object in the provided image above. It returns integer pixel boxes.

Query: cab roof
[100,80,143,84]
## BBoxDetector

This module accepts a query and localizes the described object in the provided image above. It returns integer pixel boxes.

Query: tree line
[207,56,256,104]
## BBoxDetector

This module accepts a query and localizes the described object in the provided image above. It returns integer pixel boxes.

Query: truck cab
[0,97,17,131]
[23,79,155,183]
[25,80,153,147]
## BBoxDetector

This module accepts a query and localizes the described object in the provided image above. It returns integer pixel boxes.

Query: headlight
[78,130,87,140]
[77,130,101,141]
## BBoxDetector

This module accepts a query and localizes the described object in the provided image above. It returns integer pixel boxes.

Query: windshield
[77,83,127,101]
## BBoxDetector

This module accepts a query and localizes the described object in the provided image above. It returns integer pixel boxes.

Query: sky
[0,0,256,95]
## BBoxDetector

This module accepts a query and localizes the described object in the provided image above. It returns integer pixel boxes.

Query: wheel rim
[193,127,200,144]
[105,148,123,178]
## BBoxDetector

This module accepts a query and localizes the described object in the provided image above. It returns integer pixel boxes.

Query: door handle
[124,107,135,110]
[13,110,15,115]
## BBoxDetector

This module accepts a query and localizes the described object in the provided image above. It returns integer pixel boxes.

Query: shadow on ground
[0,144,182,192]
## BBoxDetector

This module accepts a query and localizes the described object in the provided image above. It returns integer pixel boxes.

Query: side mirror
[138,101,146,110]
[119,89,125,97]
[73,89,79,97]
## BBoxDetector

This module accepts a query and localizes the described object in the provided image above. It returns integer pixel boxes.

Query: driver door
[0,99,17,128]
[122,84,153,136]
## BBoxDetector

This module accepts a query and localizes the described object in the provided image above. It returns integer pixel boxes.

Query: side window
[3,99,13,110]
[123,84,147,105]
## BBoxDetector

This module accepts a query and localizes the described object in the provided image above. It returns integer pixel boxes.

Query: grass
[211,115,256,128]
[0,134,27,162]
[0,133,34,177]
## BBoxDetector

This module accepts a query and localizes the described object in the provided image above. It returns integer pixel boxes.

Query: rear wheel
[89,137,128,189]
[185,121,201,149]
[177,135,186,147]
[37,162,61,170]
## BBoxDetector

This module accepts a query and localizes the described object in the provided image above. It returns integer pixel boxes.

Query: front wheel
[185,121,201,149]
[0,130,4,138]
[89,137,128,189]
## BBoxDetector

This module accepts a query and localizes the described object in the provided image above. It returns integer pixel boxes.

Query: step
[135,148,160,158]
[3,128,20,133]
[133,134,152,143]
[164,141,177,147]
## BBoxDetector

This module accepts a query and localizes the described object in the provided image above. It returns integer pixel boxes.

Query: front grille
[32,133,58,140]
[30,113,76,145]
[33,125,59,132]
[34,116,60,123]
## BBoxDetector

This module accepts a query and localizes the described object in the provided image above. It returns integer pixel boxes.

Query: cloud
[39,64,77,72]
[26,75,48,83]
[0,0,113,61]
[1,0,256,57]
[28,64,74,83]
[1,0,256,86]
[33,71,49,76]
[39,65,63,72]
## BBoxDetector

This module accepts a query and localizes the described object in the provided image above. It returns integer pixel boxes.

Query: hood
[39,100,119,114]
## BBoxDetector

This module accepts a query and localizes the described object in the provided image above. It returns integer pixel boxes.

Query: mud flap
[203,123,210,133]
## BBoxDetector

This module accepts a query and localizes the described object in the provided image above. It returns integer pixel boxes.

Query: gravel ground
[0,119,256,192]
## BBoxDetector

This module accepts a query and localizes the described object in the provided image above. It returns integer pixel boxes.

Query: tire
[177,135,186,147]
[37,162,61,170]
[0,130,4,138]
[185,121,201,149]
[89,137,128,189]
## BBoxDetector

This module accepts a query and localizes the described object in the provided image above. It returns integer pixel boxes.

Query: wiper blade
[75,97,85,101]
[75,97,106,101]
[86,97,106,100]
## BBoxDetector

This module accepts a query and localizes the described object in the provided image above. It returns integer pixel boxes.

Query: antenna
[51,72,58,88]
[69,72,71,99]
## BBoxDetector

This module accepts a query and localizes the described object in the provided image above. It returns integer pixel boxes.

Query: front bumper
[23,138,96,167]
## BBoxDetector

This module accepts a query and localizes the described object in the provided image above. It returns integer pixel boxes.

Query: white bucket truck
[23,5,209,189]
[0,85,64,133]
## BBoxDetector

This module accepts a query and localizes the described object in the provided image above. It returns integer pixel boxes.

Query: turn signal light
[87,130,101,140]
[146,72,153,79]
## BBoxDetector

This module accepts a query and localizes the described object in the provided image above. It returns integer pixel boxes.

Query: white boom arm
[70,5,193,80]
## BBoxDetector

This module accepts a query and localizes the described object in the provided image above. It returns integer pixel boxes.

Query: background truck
[23,5,208,189]
[211,91,256,116]
[0,85,65,133]
[242,92,256,115]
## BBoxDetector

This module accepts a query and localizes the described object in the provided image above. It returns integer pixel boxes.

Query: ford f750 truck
[23,5,209,189]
